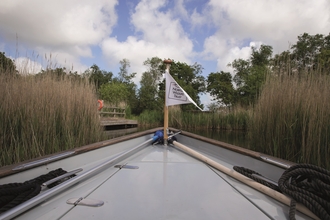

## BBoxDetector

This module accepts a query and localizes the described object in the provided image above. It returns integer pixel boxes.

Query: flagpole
[163,59,172,145]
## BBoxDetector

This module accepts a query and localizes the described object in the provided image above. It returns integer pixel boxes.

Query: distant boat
[0,60,328,220]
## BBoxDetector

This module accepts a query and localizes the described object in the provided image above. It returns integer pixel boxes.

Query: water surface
[106,126,248,148]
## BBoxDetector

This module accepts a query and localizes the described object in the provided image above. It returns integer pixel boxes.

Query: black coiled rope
[0,168,68,214]
[234,164,330,220]
[233,166,280,192]
[278,164,330,220]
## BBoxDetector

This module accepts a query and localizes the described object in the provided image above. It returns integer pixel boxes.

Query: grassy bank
[249,74,330,169]
[0,73,105,167]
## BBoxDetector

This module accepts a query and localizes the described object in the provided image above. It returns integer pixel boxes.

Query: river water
[183,128,248,148]
[105,126,248,148]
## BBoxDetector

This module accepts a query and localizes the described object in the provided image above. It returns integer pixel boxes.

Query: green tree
[207,102,219,112]
[207,71,235,107]
[272,50,292,76]
[0,52,17,75]
[137,57,164,113]
[83,64,113,91]
[291,33,330,74]
[115,59,138,112]
[230,45,273,107]
[143,57,163,83]
[317,47,330,73]
[251,45,273,66]
[138,72,159,112]
[231,59,250,88]
[36,67,80,81]
[99,82,129,106]
[271,33,330,75]
[117,59,136,83]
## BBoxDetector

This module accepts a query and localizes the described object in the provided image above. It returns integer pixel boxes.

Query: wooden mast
[163,59,172,145]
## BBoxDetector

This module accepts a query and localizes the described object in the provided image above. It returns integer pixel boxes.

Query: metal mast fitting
[163,59,172,65]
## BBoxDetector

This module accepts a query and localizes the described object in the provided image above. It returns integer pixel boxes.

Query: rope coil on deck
[0,168,70,214]
[278,164,330,220]
[233,166,280,192]
[235,164,330,220]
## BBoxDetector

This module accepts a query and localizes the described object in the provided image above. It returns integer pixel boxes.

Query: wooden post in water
[163,59,172,145]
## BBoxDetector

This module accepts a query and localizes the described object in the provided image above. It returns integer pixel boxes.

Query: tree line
[87,57,206,115]
[1,32,329,114]
[208,33,330,109]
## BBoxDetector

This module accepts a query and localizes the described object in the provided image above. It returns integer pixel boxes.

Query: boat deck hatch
[67,198,104,207]
[114,164,139,169]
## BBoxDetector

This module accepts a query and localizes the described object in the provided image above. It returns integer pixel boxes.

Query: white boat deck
[62,145,267,219]
[10,141,311,220]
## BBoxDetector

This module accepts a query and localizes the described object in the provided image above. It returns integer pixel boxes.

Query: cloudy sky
[1,0,329,107]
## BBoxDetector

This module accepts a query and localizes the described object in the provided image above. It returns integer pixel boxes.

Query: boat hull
[0,128,311,220]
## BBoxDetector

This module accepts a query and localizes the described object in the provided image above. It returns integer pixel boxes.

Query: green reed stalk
[249,74,330,169]
[0,73,105,166]
[168,107,249,130]
[138,110,163,127]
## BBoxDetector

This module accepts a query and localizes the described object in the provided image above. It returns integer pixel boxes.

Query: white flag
[165,70,203,111]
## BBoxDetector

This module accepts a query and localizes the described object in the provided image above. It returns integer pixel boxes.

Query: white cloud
[202,36,228,60]
[101,0,195,84]
[1,0,329,107]
[34,46,89,73]
[131,0,193,52]
[174,0,189,21]
[208,0,330,40]
[203,0,330,72]
[102,36,192,85]
[14,57,43,74]
[218,42,263,74]
[0,0,118,70]
[190,8,208,28]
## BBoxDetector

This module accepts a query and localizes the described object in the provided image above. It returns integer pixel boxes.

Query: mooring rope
[278,164,330,220]
[233,166,280,192]
[235,164,330,220]
[0,168,69,214]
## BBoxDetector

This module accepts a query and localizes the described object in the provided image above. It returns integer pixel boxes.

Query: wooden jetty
[99,106,126,118]
[104,127,138,138]
[99,105,138,129]
[100,118,138,128]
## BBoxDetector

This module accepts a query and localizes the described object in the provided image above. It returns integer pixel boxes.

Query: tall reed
[169,106,249,130]
[138,105,250,130]
[0,73,105,167]
[249,74,330,169]
[138,109,163,127]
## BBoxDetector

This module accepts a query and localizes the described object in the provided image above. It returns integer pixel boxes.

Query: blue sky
[1,0,329,108]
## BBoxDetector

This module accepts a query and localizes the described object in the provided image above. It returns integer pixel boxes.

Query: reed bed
[0,73,105,167]
[169,107,249,130]
[137,106,249,130]
[138,110,163,127]
[138,74,329,168]
[249,74,330,169]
